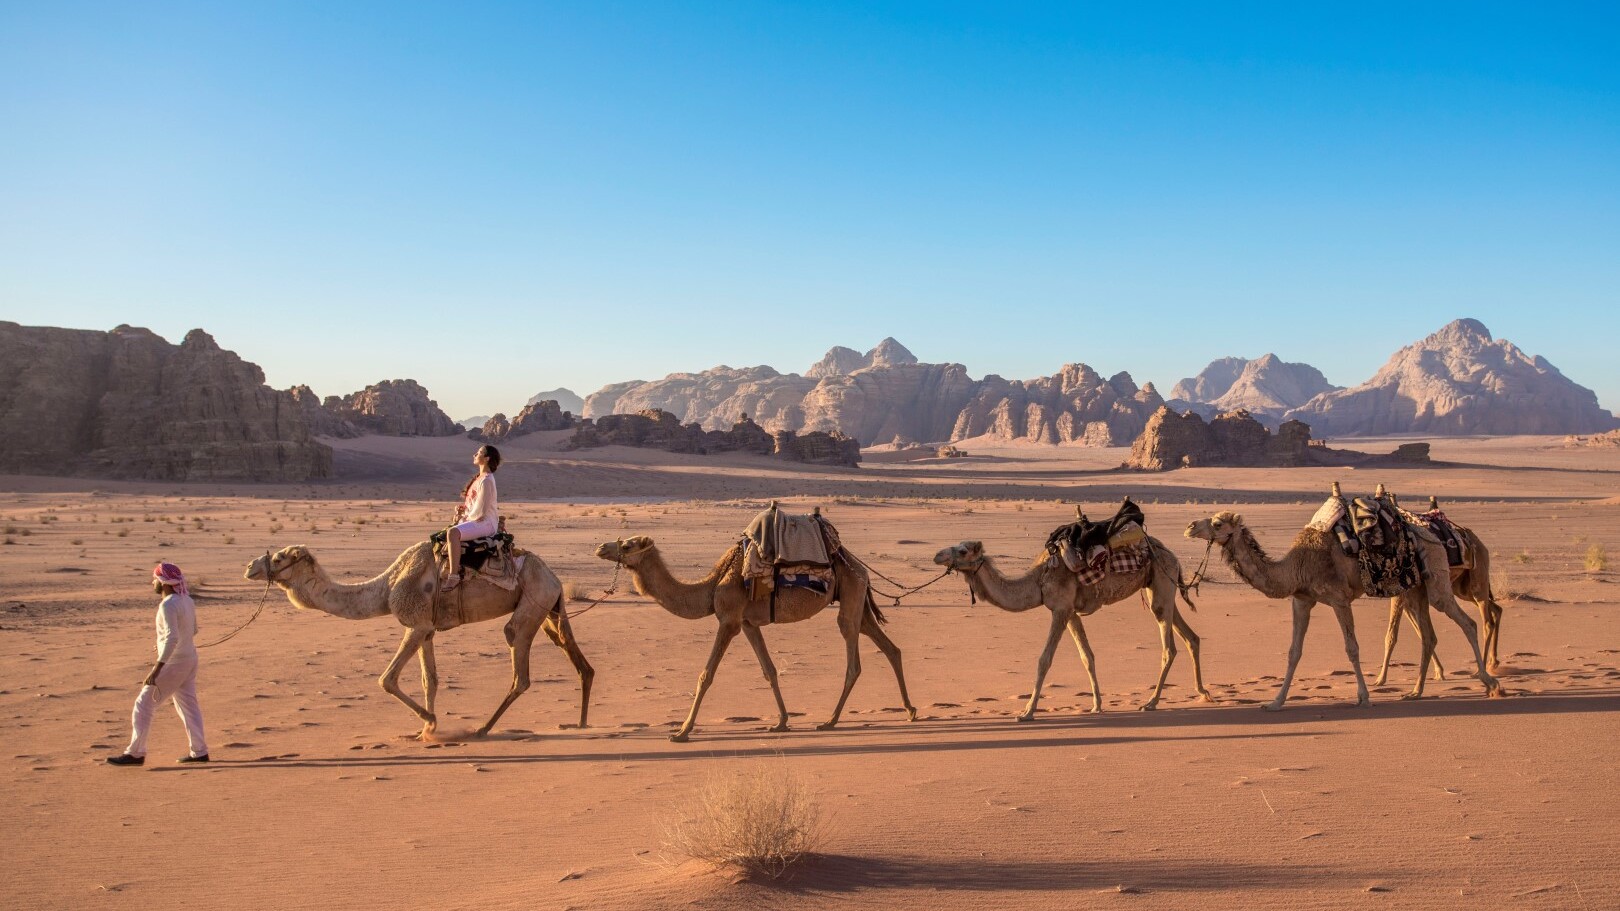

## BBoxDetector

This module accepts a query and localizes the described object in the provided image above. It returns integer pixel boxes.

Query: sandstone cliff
[1172,354,1339,420]
[327,379,460,437]
[580,340,1161,446]
[0,322,331,481]
[1286,319,1617,436]
[1125,406,1432,471]
[568,411,860,466]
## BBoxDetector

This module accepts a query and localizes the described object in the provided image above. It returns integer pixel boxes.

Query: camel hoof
[1488,686,1507,699]
[815,722,838,732]
[1014,712,1035,723]
[1198,693,1216,704]
[1085,706,1104,715]
[472,726,492,738]
[768,722,791,733]
[1371,677,1387,687]
[1137,703,1158,712]
[1488,663,1505,675]
[669,732,691,743]
[1400,692,1423,701]
[905,708,919,722]
[1262,702,1286,712]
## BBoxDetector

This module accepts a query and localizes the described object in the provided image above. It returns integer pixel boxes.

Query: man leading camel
[107,563,209,766]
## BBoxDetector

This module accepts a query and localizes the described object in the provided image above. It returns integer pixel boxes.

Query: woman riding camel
[442,444,501,591]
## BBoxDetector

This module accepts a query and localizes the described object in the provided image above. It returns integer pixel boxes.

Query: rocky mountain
[527,387,583,415]
[0,322,331,481]
[569,411,861,466]
[456,414,492,431]
[291,379,460,438]
[1286,319,1618,436]
[1126,406,1433,471]
[1171,354,1340,420]
[580,339,1164,446]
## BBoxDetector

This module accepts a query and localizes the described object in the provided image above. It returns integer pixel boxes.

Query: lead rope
[838,549,952,606]
[564,560,621,620]
[198,551,274,649]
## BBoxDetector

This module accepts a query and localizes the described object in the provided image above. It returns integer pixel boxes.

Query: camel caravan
[243,480,1506,742]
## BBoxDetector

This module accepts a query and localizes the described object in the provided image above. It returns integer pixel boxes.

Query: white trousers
[126,656,207,758]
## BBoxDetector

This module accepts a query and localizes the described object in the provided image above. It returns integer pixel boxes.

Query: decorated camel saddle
[1044,498,1151,585]
[741,502,841,600]
[1400,496,1474,570]
[430,517,522,592]
[1306,482,1433,597]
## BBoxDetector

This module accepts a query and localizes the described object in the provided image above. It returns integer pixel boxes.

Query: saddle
[1401,498,1471,569]
[741,503,842,612]
[1312,484,1424,597]
[1045,498,1150,578]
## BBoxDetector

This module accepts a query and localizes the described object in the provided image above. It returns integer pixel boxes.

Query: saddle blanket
[1055,539,1151,586]
[744,506,831,574]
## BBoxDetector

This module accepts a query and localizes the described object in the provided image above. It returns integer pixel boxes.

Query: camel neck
[963,556,1049,612]
[627,548,719,620]
[280,559,393,620]
[1219,528,1298,600]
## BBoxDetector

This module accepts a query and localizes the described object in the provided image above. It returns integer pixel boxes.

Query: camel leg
[418,633,439,720]
[1017,606,1073,722]
[1065,615,1103,713]
[1328,602,1370,707]
[1432,594,1502,697]
[860,609,918,722]
[1421,606,1446,679]
[1481,595,1505,674]
[1171,613,1214,703]
[1140,592,1179,712]
[742,625,790,732]
[1374,597,1402,686]
[672,622,741,742]
[1265,597,1314,712]
[819,602,869,731]
[379,627,436,739]
[477,622,537,737]
[1405,605,1440,700]
[540,607,595,728]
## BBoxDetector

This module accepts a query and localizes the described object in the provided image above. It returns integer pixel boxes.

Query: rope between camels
[838,550,952,605]
[564,561,621,619]
[197,571,273,649]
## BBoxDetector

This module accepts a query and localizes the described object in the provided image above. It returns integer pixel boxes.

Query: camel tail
[548,591,565,619]
[1152,539,1197,613]
[864,589,888,625]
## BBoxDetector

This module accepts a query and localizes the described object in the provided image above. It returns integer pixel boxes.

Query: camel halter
[945,557,984,605]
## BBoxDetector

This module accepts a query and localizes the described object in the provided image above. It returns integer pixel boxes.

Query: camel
[245,543,593,740]
[1184,510,1501,711]
[1375,509,1505,688]
[932,538,1212,719]
[594,535,917,742]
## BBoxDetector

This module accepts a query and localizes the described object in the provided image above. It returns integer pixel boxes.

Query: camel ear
[1232,514,1243,525]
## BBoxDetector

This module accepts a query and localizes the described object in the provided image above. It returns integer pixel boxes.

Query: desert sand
[3,434,1618,910]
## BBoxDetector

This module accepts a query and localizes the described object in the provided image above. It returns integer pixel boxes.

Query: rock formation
[0,322,331,481]
[581,339,1162,446]
[289,385,362,439]
[326,379,460,437]
[1286,319,1618,436]
[1171,354,1339,421]
[527,387,584,415]
[568,411,859,466]
[1125,406,1432,471]
[469,399,577,443]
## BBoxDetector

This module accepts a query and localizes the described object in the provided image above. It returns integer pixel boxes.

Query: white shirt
[156,593,198,664]
[462,473,499,527]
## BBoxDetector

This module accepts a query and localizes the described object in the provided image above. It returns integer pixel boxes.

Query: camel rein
[197,550,276,649]
[838,549,953,606]
[563,560,621,620]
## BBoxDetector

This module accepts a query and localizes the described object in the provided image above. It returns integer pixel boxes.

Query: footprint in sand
[931,702,961,708]
[723,716,761,723]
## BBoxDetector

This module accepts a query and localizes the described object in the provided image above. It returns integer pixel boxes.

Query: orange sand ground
[3,435,1618,910]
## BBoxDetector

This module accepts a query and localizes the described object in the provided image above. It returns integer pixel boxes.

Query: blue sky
[2,2,1616,419]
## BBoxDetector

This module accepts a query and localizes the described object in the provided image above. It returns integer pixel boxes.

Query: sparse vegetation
[563,580,592,602]
[116,528,130,538]
[1514,550,1533,564]
[1492,570,1529,603]
[1585,544,1608,573]
[662,762,824,878]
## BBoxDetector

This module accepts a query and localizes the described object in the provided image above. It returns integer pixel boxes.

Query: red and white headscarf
[153,562,189,596]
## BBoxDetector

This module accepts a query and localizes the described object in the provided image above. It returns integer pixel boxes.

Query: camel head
[933,540,986,571]
[595,536,656,566]
[245,545,315,585]
[1185,512,1244,545]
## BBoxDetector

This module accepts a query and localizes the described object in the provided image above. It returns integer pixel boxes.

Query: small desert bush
[1513,550,1533,564]
[116,528,129,538]
[662,762,824,878]
[563,580,592,602]
[1492,570,1529,603]
[1586,544,1608,573]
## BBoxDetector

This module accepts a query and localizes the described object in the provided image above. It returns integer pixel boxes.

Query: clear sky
[2,2,1616,419]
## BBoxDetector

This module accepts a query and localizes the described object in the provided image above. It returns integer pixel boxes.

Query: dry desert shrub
[563,580,592,602]
[1585,544,1608,573]
[662,762,824,878]
[1492,570,1530,603]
